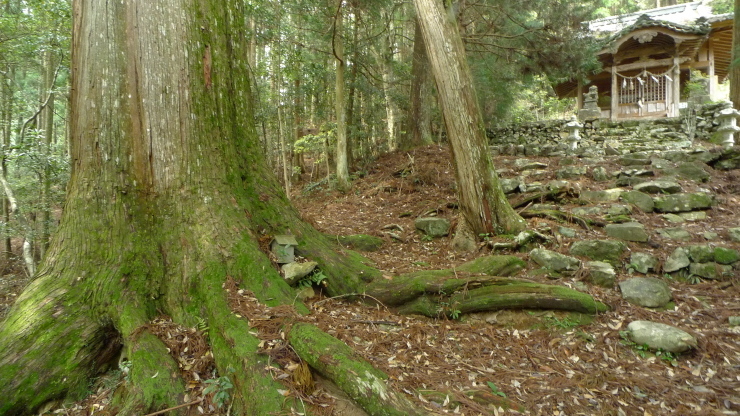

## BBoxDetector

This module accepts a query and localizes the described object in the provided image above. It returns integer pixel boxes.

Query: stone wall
[488,102,732,157]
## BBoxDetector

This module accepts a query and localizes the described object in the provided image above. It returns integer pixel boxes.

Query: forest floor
[1,144,739,415]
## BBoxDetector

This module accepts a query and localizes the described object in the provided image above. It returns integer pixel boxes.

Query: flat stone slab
[657,227,691,241]
[619,277,672,308]
[626,321,697,354]
[581,188,623,203]
[605,222,649,242]
[653,192,715,213]
[634,180,683,194]
[690,262,734,280]
[620,190,654,213]
[529,248,581,272]
[569,240,627,265]
[282,261,319,285]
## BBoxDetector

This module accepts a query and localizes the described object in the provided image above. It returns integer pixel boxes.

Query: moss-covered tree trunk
[413,0,526,251]
[0,1,608,415]
[0,0,367,414]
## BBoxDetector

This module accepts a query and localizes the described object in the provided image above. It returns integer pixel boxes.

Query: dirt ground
[1,144,739,415]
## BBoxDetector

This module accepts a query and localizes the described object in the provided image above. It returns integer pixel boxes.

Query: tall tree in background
[731,0,740,108]
[333,0,351,191]
[413,0,526,250]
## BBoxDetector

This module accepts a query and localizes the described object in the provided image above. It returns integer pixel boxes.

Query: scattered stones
[282,261,318,285]
[585,261,616,288]
[605,222,649,242]
[619,277,672,308]
[653,192,715,213]
[415,217,450,237]
[626,321,697,354]
[569,240,627,265]
[629,252,658,274]
[620,190,655,213]
[664,248,690,272]
[633,180,683,194]
[529,248,581,273]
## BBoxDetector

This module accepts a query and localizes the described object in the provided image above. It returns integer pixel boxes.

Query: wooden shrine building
[556,1,733,120]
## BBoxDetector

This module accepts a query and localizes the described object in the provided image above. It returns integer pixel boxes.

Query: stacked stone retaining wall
[488,102,732,157]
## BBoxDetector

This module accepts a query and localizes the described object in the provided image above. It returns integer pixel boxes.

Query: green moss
[456,255,526,276]
[714,247,740,264]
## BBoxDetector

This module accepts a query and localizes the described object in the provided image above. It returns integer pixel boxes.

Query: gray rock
[571,206,604,216]
[729,228,740,243]
[634,180,683,194]
[592,166,609,182]
[605,222,649,242]
[514,159,548,170]
[581,189,623,203]
[547,180,571,192]
[556,166,588,179]
[630,252,658,274]
[529,248,581,273]
[703,232,719,240]
[664,248,690,272]
[282,261,319,285]
[687,245,714,263]
[626,321,697,354]
[657,227,691,241]
[619,153,651,166]
[678,211,707,221]
[662,213,685,223]
[500,178,524,194]
[653,192,715,213]
[689,262,734,280]
[569,240,627,265]
[621,190,655,213]
[663,162,711,183]
[586,261,616,288]
[415,217,451,237]
[607,204,632,216]
[619,278,672,308]
[558,226,577,238]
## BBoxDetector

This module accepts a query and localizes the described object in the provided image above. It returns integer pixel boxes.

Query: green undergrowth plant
[204,371,234,408]
[298,269,328,288]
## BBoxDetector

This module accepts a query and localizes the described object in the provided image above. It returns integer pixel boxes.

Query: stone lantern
[564,115,583,153]
[716,106,740,148]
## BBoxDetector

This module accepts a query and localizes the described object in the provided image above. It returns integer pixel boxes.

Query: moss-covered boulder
[714,247,740,264]
[569,240,627,265]
[653,192,715,213]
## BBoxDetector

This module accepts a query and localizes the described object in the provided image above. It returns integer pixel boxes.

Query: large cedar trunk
[401,20,434,151]
[0,0,365,413]
[413,0,526,250]
[0,0,606,414]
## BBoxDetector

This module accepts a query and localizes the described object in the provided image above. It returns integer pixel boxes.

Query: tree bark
[333,0,350,191]
[413,0,526,250]
[402,19,434,151]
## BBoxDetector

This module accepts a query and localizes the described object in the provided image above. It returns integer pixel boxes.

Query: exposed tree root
[289,322,430,416]
[510,187,578,210]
